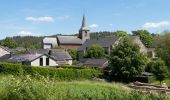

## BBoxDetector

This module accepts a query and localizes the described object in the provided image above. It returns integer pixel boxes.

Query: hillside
[0,32,116,49]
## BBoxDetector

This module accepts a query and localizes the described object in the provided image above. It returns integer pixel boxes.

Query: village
[0,0,170,100]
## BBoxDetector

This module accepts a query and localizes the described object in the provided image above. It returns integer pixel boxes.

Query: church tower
[78,14,90,42]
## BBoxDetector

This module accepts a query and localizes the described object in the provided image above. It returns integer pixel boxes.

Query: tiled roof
[83,58,108,68]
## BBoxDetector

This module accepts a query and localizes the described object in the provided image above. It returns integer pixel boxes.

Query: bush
[0,62,22,75]
[0,63,101,80]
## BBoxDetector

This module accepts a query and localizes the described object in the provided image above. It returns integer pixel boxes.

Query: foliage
[0,62,101,81]
[109,37,148,81]
[1,37,17,48]
[155,32,170,69]
[147,60,168,84]
[0,75,170,100]
[85,44,105,58]
[67,48,78,60]
[0,36,44,49]
[0,62,23,75]
[132,30,153,48]
[113,31,128,37]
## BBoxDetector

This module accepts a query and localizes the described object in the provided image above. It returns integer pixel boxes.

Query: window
[40,58,43,66]
[46,58,49,66]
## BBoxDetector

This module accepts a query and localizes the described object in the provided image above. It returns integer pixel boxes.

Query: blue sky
[0,0,170,39]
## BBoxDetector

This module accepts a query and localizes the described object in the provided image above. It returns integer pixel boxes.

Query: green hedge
[0,63,101,80]
[0,62,23,75]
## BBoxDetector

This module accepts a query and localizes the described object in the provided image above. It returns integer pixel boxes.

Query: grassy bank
[0,75,170,100]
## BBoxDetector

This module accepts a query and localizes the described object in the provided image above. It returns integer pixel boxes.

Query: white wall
[67,60,72,65]
[31,55,57,67]
[44,44,52,49]
[0,47,10,57]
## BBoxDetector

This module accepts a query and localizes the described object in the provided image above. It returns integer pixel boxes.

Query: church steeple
[81,14,86,29]
[78,14,90,42]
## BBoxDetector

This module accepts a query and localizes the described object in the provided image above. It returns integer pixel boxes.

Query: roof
[78,36,122,51]
[0,46,13,53]
[43,37,58,46]
[83,58,108,68]
[6,53,43,63]
[26,49,72,60]
[57,36,83,45]
[0,54,11,62]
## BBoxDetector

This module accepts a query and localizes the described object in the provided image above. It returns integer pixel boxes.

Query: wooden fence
[129,81,170,94]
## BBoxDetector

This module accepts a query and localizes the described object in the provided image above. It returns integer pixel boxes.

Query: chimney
[96,33,99,40]
[10,52,15,57]
[48,50,52,55]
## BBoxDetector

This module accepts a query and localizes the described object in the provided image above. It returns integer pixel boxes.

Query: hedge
[0,62,101,80]
[0,62,23,75]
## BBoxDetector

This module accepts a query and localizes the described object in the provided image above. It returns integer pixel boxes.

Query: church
[43,15,90,49]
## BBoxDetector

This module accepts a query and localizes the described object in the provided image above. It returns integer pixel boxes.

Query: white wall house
[30,55,58,67]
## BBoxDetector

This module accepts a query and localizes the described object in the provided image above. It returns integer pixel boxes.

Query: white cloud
[109,24,113,26]
[143,21,170,29]
[26,16,54,22]
[56,15,70,20]
[89,24,99,28]
[17,31,41,36]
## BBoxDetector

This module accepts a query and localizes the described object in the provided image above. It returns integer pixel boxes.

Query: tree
[151,60,168,85]
[68,49,77,60]
[155,32,170,69]
[113,31,128,37]
[2,37,17,48]
[132,30,153,48]
[85,44,105,58]
[109,37,147,81]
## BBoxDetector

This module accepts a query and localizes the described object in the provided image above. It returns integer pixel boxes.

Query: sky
[0,0,170,39]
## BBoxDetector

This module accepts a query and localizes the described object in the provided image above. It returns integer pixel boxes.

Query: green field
[0,75,170,100]
[152,78,170,86]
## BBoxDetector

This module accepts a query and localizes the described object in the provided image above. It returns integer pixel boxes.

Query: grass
[152,78,170,86]
[0,75,170,100]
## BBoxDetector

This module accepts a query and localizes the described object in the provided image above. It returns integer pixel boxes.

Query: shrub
[0,62,22,75]
[0,63,101,80]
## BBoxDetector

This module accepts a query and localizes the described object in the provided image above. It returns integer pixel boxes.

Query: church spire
[81,14,86,29]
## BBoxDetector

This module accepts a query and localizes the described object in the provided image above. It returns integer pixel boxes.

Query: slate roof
[83,58,109,68]
[0,46,14,53]
[78,36,122,51]
[6,54,43,63]
[26,49,72,61]
[57,36,83,45]
[43,37,58,46]
[0,54,11,62]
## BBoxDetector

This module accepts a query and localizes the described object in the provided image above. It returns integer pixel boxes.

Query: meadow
[0,75,170,100]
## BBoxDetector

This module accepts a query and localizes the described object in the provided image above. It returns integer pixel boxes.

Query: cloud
[26,16,54,22]
[89,24,99,28]
[17,31,41,36]
[56,15,70,20]
[109,24,113,26]
[143,21,170,29]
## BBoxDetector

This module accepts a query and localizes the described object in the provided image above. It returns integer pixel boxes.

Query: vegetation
[0,75,170,100]
[109,37,147,82]
[0,62,101,81]
[85,44,105,58]
[147,60,168,84]
[113,31,128,37]
[132,30,153,48]
[67,48,78,60]
[1,37,17,48]
[0,36,43,49]
[155,32,170,69]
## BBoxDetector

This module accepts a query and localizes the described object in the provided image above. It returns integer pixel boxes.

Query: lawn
[0,75,170,100]
[152,78,170,86]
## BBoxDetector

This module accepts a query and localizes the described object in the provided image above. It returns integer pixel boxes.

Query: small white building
[7,53,58,67]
